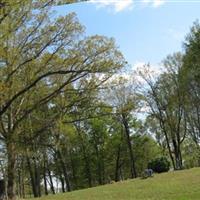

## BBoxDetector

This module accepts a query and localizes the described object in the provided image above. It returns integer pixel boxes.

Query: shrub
[148,157,170,173]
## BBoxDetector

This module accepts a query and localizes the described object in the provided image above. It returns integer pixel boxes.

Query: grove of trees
[0,1,200,200]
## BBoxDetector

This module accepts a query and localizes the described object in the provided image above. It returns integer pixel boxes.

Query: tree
[181,21,200,165]
[103,77,139,178]
[138,54,186,170]
[0,2,125,199]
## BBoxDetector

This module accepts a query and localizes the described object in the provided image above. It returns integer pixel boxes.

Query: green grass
[27,168,200,200]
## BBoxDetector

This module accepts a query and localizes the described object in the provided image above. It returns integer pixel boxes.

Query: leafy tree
[133,134,162,175]
[103,77,140,178]
[181,21,200,165]
[0,2,125,199]
[138,53,186,170]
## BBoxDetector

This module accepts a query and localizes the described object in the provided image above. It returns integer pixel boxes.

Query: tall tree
[104,77,139,178]
[181,21,200,165]
[138,54,186,170]
[0,2,125,199]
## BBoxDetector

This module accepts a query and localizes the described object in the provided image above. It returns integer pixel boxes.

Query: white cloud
[132,61,146,70]
[135,61,164,74]
[153,0,165,7]
[167,28,186,42]
[90,0,165,12]
[142,0,166,8]
[90,0,134,12]
[131,61,165,84]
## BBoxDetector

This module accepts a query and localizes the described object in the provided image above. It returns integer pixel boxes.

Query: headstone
[148,169,153,177]
[145,169,153,177]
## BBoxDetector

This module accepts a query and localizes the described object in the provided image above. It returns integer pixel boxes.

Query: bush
[148,157,170,173]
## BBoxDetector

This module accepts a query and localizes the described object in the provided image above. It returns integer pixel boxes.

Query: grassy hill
[26,168,200,200]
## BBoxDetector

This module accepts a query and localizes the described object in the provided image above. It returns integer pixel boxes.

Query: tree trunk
[26,157,37,197]
[17,167,23,198]
[43,160,48,195]
[53,153,65,193]
[196,145,200,167]
[96,150,102,185]
[56,150,71,192]
[21,168,25,199]
[69,150,77,190]
[115,145,121,182]
[75,125,92,187]
[92,131,103,185]
[47,168,55,194]
[159,118,176,170]
[34,160,41,197]
[172,138,183,170]
[33,159,41,197]
[122,114,137,178]
[171,145,182,170]
[59,173,65,193]
[7,142,16,200]
[81,142,92,187]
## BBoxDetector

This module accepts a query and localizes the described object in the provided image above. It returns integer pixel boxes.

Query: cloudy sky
[55,0,200,69]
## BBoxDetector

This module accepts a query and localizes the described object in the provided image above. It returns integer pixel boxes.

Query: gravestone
[145,169,153,177]
[0,180,5,200]
[141,169,154,179]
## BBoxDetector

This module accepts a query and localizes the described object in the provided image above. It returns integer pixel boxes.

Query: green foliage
[1,1,200,199]
[148,157,170,173]
[133,134,162,174]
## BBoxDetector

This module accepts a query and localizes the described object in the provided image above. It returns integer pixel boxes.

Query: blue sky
[55,0,200,69]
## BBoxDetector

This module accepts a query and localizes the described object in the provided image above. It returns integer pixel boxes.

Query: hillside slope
[27,168,200,200]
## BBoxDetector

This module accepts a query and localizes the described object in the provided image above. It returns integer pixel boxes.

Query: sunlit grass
[25,167,200,200]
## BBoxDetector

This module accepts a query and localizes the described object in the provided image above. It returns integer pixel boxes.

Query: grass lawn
[25,167,200,200]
